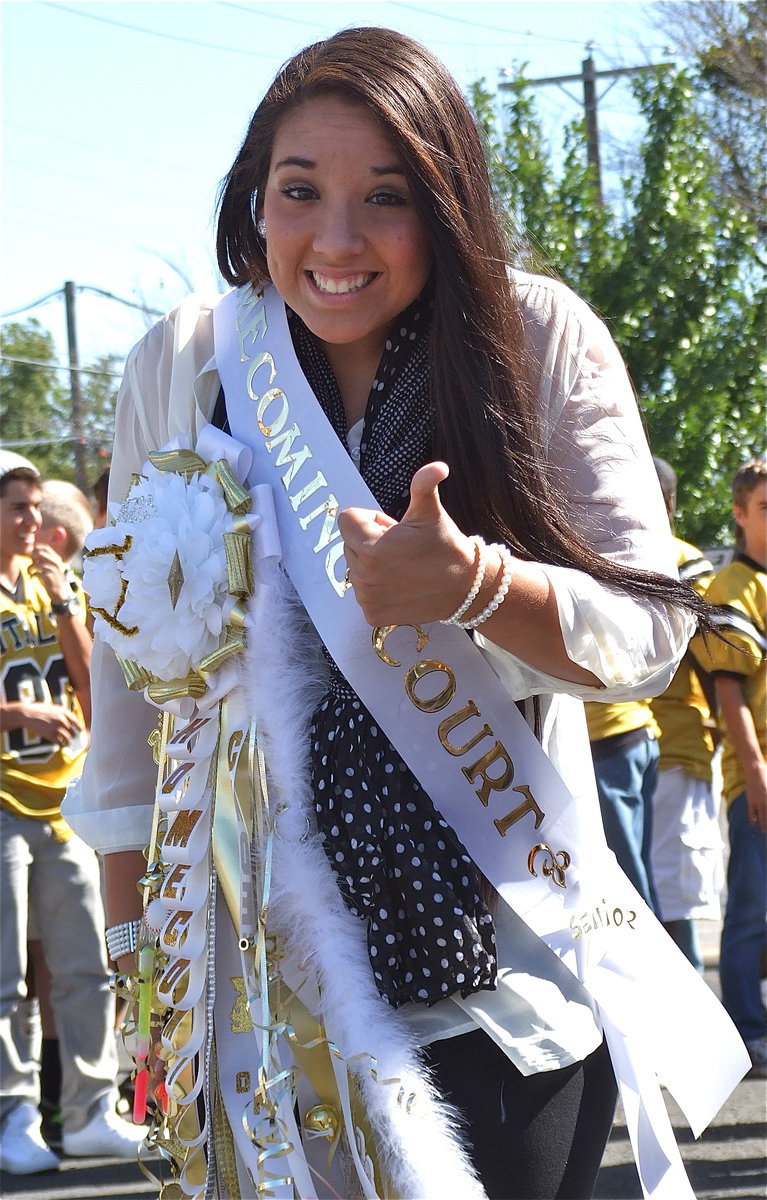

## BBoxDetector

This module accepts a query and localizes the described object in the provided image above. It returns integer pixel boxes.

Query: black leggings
[422,1030,617,1200]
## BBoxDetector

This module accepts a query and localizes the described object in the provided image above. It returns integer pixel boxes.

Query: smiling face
[735,478,767,567]
[262,95,432,374]
[0,478,42,574]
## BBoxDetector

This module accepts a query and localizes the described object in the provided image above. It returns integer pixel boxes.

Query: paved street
[2,926,765,1200]
[594,921,766,1200]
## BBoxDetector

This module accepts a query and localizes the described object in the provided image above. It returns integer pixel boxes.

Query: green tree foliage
[654,0,766,237]
[1,321,69,481]
[1,320,119,488]
[472,68,765,546]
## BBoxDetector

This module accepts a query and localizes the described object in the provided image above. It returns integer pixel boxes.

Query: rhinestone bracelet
[455,543,514,630]
[105,918,141,962]
[442,536,488,625]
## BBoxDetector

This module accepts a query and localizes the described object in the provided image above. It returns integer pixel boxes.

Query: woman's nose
[312,201,365,256]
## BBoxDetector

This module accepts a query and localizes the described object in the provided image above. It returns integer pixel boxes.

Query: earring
[256,218,266,239]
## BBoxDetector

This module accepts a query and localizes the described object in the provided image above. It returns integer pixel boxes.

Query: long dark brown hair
[216,26,710,624]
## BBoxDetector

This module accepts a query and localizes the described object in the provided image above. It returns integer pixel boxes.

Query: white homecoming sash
[214,283,748,1200]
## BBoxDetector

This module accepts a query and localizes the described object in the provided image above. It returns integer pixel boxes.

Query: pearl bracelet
[454,543,514,630]
[443,536,488,625]
[105,918,141,961]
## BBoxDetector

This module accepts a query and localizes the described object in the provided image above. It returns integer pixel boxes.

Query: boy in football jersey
[692,458,767,1077]
[0,452,145,1173]
[648,457,723,973]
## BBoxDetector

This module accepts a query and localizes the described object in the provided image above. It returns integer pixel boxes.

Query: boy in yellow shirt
[692,459,767,1077]
[0,453,145,1172]
[649,457,723,973]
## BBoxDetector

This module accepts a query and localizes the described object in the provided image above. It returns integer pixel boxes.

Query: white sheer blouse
[64,272,693,1071]
[67,271,690,856]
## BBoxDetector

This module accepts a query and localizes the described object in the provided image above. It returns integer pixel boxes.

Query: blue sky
[2,1,671,371]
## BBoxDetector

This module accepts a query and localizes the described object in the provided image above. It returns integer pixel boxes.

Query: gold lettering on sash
[230,977,254,1033]
[527,843,571,888]
[246,351,276,402]
[372,624,429,668]
[162,863,192,902]
[462,741,514,806]
[288,469,328,513]
[163,809,203,849]
[228,730,244,771]
[325,540,349,598]
[265,423,313,489]
[437,699,493,757]
[237,302,267,360]
[162,1006,189,1048]
[148,726,163,764]
[493,784,545,837]
[570,903,636,939]
[169,716,210,750]
[233,300,352,599]
[162,909,194,948]
[256,386,289,436]
[161,761,195,794]
[236,1071,251,1093]
[160,957,191,1004]
[297,497,342,553]
[404,659,456,714]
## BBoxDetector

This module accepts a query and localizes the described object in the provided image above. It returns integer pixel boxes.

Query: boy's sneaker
[62,1099,146,1159]
[0,1102,60,1174]
[745,1038,767,1079]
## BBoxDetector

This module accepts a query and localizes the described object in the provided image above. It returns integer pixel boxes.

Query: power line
[79,287,164,318]
[2,286,164,323]
[391,2,671,53]
[0,355,124,380]
[1,290,64,319]
[219,0,556,51]
[42,2,286,60]
[391,1,586,42]
[217,2,330,31]
[499,55,674,207]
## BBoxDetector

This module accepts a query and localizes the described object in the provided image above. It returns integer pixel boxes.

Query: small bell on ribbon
[304,1103,339,1140]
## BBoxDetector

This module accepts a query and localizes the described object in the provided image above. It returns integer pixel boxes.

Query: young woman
[65,26,744,1200]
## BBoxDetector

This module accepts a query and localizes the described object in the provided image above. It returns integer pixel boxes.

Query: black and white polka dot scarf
[288,298,497,1009]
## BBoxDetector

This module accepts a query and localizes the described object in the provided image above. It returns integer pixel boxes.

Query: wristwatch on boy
[50,596,79,617]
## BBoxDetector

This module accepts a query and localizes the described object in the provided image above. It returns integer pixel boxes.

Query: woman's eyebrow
[273,156,315,170]
[272,156,405,176]
[371,163,405,176]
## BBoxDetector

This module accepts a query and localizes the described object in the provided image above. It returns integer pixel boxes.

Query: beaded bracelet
[105,918,141,961]
[455,543,514,630]
[443,536,488,625]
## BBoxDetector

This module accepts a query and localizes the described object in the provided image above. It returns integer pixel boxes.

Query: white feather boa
[243,560,486,1200]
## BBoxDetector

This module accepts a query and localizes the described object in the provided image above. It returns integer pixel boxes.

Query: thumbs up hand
[338,462,477,627]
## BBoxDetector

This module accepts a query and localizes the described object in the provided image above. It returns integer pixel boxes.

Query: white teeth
[311,272,372,295]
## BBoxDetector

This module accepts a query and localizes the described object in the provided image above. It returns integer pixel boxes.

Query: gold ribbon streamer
[118,658,156,691]
[148,448,209,478]
[199,630,246,678]
[212,458,252,515]
[147,675,208,704]
[224,531,253,597]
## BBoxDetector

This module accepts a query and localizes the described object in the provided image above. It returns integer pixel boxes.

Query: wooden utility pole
[64,280,88,491]
[499,53,673,206]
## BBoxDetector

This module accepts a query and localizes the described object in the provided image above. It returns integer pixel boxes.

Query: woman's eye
[369,190,407,207]
[281,184,317,201]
